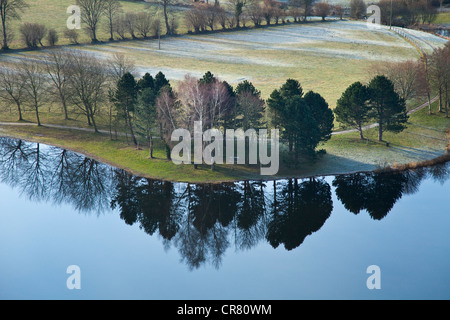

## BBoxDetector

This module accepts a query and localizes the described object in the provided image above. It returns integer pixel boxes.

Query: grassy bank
[1,101,448,183]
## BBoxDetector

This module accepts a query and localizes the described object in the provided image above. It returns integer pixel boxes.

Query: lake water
[0,137,449,300]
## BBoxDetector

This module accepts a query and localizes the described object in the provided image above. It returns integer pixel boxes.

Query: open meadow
[0,9,449,182]
[3,19,446,105]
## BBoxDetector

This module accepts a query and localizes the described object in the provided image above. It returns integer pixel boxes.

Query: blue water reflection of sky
[0,175,449,300]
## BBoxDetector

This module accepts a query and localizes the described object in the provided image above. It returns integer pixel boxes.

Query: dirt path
[0,94,440,138]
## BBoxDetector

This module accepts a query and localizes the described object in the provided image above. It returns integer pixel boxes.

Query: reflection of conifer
[267,178,333,251]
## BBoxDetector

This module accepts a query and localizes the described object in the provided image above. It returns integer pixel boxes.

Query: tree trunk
[163,2,171,35]
[109,105,112,140]
[378,122,383,142]
[359,123,365,140]
[1,16,8,50]
[446,83,448,118]
[427,93,432,115]
[109,19,114,41]
[61,97,69,120]
[90,112,99,133]
[165,143,171,160]
[87,113,92,126]
[91,26,97,43]
[16,102,23,121]
[149,135,153,158]
[35,104,41,126]
[126,109,137,145]
[439,87,443,112]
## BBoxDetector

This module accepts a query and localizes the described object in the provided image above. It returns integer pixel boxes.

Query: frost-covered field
[2,20,446,105]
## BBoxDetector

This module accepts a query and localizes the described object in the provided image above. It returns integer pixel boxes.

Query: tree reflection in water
[1,138,449,269]
[267,178,333,250]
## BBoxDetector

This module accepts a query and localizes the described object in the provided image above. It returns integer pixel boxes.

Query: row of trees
[374,43,450,116]
[0,48,335,163]
[335,75,408,141]
[0,0,171,49]
[0,50,136,131]
[151,74,334,161]
[119,71,267,159]
[184,0,345,32]
[350,0,440,26]
[16,11,162,49]
[1,0,349,50]
[336,42,450,141]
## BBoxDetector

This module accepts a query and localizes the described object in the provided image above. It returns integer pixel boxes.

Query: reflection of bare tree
[70,157,112,213]
[19,143,49,201]
[2,137,449,270]
[48,147,112,213]
[49,148,78,205]
[0,138,112,213]
[427,162,450,185]
[0,139,51,201]
[0,138,33,187]
[402,167,427,195]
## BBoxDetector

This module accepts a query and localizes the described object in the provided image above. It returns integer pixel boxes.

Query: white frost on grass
[1,20,437,89]
[92,39,294,67]
[87,20,418,69]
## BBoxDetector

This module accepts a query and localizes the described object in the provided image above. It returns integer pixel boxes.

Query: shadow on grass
[388,143,444,160]
[277,153,378,179]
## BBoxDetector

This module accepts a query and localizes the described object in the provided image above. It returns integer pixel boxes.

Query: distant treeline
[349,0,443,26]
[1,0,359,51]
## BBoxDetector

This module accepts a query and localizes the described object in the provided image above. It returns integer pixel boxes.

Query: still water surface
[0,138,449,299]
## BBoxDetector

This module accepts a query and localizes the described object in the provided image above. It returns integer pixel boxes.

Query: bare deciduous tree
[314,2,331,21]
[64,29,79,44]
[429,44,450,117]
[107,52,136,81]
[18,59,48,126]
[334,5,344,20]
[113,14,128,39]
[417,54,433,114]
[185,4,207,33]
[77,0,107,43]
[228,0,248,28]
[350,0,366,19]
[156,86,179,159]
[47,28,58,46]
[67,51,108,131]
[216,5,230,30]
[0,64,25,120]
[20,22,46,48]
[0,0,29,50]
[178,75,210,131]
[135,12,153,38]
[125,12,137,39]
[159,0,175,35]
[375,60,422,102]
[301,0,316,21]
[104,0,122,41]
[247,0,264,27]
[44,50,73,120]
